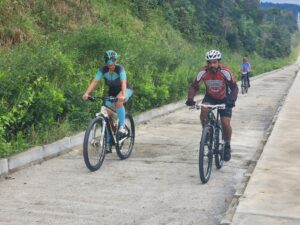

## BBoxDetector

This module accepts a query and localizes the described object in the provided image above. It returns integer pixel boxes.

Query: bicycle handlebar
[88,96,119,102]
[190,103,226,110]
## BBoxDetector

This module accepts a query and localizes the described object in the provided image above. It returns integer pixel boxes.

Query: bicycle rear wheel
[116,113,135,159]
[83,117,106,171]
[199,125,213,184]
[214,123,224,169]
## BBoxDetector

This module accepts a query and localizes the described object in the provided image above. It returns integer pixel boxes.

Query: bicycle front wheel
[214,124,224,169]
[199,125,213,184]
[116,113,135,160]
[83,117,106,171]
[241,77,245,94]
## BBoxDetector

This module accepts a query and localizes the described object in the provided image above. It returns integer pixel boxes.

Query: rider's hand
[225,98,235,108]
[82,93,90,101]
[117,95,126,102]
[185,98,196,106]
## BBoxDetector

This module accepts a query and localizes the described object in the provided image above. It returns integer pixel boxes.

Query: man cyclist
[185,50,238,161]
[82,50,133,153]
[238,57,251,87]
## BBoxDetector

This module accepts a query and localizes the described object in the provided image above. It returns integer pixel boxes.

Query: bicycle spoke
[115,114,135,159]
[199,126,213,184]
[83,117,106,171]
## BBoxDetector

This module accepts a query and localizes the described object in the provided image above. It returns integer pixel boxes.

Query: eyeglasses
[207,60,219,65]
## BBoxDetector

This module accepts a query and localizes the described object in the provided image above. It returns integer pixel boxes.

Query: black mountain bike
[241,73,249,94]
[192,103,226,184]
[83,96,135,171]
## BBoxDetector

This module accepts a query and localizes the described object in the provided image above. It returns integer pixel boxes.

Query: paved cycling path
[0,62,299,225]
[229,68,300,225]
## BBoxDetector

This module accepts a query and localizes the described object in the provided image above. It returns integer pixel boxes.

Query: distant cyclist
[238,57,251,87]
[185,50,238,161]
[82,50,133,152]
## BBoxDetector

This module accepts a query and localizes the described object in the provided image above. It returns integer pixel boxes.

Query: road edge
[220,66,300,225]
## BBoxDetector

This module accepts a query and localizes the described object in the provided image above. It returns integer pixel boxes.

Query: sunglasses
[105,59,116,64]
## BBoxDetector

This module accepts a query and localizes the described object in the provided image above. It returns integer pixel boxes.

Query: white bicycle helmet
[205,50,222,61]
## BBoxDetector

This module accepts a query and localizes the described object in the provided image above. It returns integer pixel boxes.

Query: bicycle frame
[193,103,226,183]
[96,105,118,145]
[191,103,225,146]
[89,96,120,145]
[240,73,249,94]
[241,74,247,82]
[196,104,225,127]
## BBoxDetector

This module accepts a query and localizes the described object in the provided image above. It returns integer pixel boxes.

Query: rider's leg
[104,100,115,145]
[221,116,232,161]
[247,73,250,87]
[200,102,209,127]
[220,106,233,161]
[221,116,232,143]
[116,104,125,126]
[116,89,133,128]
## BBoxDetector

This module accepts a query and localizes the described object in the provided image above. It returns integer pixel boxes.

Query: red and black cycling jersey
[188,64,238,101]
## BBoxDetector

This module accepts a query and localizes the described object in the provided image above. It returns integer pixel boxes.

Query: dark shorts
[202,95,232,118]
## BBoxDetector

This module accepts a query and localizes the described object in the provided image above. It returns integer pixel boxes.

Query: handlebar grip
[88,96,95,101]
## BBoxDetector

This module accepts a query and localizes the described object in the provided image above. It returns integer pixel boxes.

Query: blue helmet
[103,50,118,64]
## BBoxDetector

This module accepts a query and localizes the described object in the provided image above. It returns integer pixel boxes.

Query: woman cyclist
[82,50,133,152]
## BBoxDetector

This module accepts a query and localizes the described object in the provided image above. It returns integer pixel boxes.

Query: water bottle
[108,117,114,132]
[112,112,118,121]
[110,113,118,133]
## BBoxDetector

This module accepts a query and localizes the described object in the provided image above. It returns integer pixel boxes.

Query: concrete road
[230,68,300,224]
[0,63,298,225]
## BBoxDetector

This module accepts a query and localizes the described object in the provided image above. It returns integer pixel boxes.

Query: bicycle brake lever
[88,96,95,101]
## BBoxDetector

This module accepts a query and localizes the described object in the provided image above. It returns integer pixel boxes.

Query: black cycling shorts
[202,95,232,118]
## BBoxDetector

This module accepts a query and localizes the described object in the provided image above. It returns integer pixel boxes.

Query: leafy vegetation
[0,0,299,157]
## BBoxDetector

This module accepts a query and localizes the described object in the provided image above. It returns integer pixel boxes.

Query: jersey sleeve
[188,70,205,99]
[220,68,238,101]
[120,69,126,80]
[95,70,103,80]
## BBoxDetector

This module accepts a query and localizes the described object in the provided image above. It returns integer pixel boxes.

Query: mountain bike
[192,103,226,184]
[241,72,249,94]
[83,96,135,171]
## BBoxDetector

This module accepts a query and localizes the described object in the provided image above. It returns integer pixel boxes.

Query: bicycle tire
[241,77,245,94]
[199,125,213,184]
[245,79,248,93]
[214,123,224,169]
[115,113,135,160]
[83,117,106,171]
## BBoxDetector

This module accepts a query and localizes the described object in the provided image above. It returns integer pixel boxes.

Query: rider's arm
[238,64,242,73]
[220,68,238,102]
[82,70,102,100]
[120,68,127,100]
[83,79,100,100]
[228,80,238,102]
[188,79,200,99]
[120,80,127,98]
[188,70,205,99]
